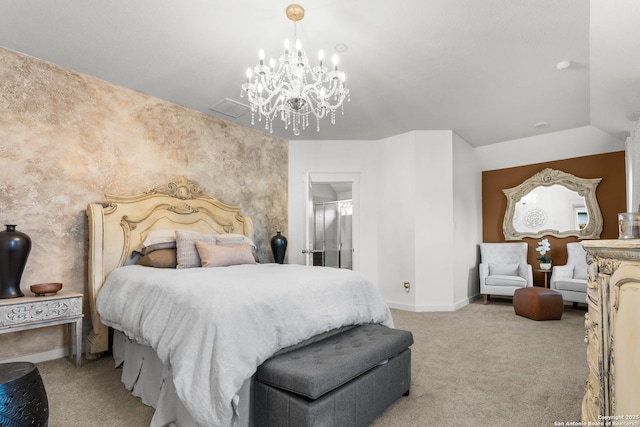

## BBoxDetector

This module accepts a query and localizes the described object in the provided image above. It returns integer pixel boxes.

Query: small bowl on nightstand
[30,283,63,296]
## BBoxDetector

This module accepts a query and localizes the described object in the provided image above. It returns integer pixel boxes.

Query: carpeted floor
[372,299,587,427]
[37,298,588,426]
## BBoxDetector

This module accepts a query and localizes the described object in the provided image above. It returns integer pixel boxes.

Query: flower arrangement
[536,238,552,263]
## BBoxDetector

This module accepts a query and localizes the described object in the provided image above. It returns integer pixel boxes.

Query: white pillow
[141,229,176,246]
[175,230,217,269]
[489,263,519,276]
[139,229,177,255]
[195,241,256,268]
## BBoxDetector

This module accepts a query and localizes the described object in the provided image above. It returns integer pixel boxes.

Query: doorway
[313,198,353,268]
[304,173,360,270]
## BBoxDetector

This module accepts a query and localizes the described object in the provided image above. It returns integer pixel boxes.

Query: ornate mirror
[502,168,603,240]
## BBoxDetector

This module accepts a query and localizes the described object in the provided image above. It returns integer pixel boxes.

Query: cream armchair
[480,242,533,304]
[550,242,588,305]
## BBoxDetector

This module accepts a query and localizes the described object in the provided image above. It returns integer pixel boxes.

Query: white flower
[536,238,552,263]
[536,238,551,255]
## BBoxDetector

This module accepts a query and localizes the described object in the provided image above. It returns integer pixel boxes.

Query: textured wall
[0,47,288,359]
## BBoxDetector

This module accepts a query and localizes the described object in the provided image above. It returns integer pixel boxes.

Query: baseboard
[387,295,479,312]
[465,294,482,306]
[0,347,71,364]
[453,297,471,310]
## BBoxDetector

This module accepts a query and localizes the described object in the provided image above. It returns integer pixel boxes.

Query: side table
[0,361,48,425]
[533,268,553,289]
[0,291,83,367]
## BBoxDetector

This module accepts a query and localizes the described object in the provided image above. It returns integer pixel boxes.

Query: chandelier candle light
[241,4,350,136]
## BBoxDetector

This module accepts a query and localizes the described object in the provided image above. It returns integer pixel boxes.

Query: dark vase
[270,231,287,264]
[0,225,31,298]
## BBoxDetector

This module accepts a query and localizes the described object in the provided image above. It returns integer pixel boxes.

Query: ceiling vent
[209,98,250,118]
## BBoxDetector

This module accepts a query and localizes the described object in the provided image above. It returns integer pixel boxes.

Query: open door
[303,172,314,266]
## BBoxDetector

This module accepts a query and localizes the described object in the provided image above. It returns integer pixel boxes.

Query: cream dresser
[582,240,640,422]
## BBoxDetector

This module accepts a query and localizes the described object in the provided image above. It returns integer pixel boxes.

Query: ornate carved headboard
[85,176,254,356]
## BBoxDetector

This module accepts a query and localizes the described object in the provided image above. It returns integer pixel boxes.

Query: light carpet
[36,298,588,427]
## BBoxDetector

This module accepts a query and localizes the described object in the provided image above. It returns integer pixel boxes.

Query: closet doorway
[313,196,353,269]
[303,173,360,270]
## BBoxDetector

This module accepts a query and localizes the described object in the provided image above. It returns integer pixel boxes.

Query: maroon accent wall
[482,151,626,285]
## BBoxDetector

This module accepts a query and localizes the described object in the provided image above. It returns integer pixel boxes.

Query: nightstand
[0,291,83,367]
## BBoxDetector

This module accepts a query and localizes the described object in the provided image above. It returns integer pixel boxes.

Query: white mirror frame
[502,168,603,240]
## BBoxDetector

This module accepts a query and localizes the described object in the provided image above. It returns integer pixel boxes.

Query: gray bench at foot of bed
[254,324,413,427]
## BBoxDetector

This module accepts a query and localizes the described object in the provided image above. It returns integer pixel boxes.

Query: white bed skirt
[112,330,252,427]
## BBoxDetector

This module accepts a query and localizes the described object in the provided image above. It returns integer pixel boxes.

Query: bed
[85,176,394,427]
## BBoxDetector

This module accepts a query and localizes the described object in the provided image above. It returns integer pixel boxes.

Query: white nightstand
[0,291,83,367]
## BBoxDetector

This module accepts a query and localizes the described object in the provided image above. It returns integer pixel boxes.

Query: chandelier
[240,4,350,136]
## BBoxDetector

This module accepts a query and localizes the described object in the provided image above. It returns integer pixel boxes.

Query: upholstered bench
[254,324,413,427]
[513,287,564,321]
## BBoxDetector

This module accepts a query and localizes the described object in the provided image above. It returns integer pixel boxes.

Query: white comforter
[97,263,393,427]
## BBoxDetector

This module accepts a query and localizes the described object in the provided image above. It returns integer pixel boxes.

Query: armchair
[550,242,588,304]
[480,243,533,304]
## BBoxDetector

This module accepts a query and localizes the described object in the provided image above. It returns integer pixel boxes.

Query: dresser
[0,291,83,367]
[582,240,640,422]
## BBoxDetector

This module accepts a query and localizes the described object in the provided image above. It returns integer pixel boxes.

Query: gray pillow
[175,230,217,269]
[489,263,519,276]
[215,233,256,251]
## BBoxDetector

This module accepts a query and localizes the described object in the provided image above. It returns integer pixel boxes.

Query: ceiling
[0,1,638,146]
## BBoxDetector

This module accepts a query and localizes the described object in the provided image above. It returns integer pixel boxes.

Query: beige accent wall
[0,47,288,359]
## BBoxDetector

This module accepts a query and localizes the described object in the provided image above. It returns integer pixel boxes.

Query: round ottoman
[513,287,563,321]
[0,362,48,426]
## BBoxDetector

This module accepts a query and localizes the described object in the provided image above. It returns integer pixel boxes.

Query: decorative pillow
[175,230,217,269]
[574,266,588,280]
[136,249,177,268]
[489,263,519,276]
[141,241,177,255]
[139,229,177,255]
[195,241,256,268]
[215,233,256,250]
